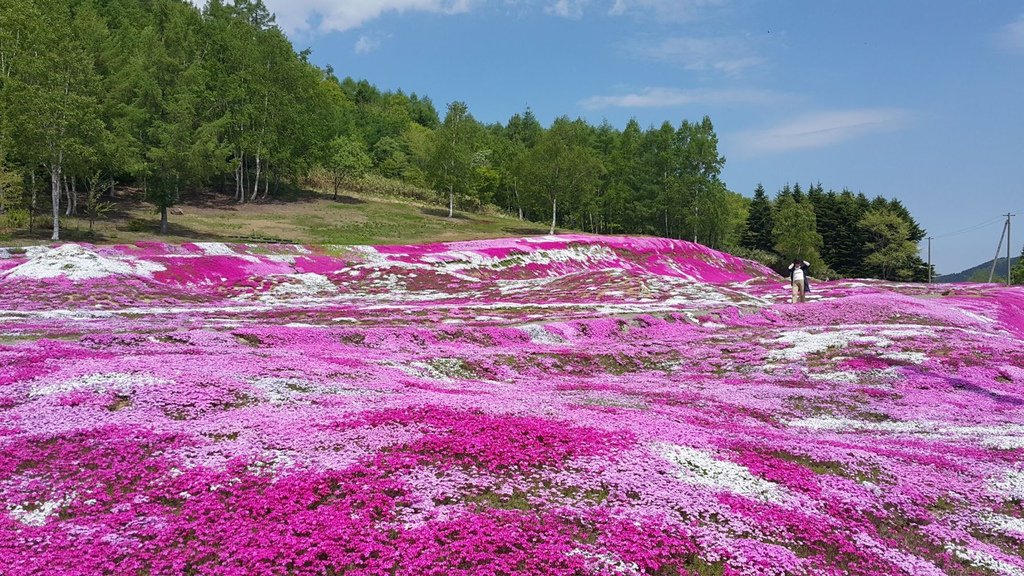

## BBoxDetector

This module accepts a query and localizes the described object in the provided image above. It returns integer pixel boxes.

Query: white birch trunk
[252,152,261,202]
[549,194,557,235]
[514,178,522,220]
[240,153,247,204]
[50,161,61,241]
[63,174,71,216]
[234,158,241,202]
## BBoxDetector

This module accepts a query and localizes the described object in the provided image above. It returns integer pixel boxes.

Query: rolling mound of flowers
[1,235,1022,576]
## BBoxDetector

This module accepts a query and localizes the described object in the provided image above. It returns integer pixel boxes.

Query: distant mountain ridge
[938,256,1020,283]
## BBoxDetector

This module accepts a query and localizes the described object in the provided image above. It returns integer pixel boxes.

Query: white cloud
[247,0,477,35]
[545,0,591,18]
[580,87,784,109]
[735,109,910,154]
[609,0,725,21]
[997,14,1024,53]
[627,36,766,76]
[354,34,382,54]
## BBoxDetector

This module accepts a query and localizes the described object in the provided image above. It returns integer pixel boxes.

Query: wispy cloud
[609,0,725,21]
[626,36,766,76]
[996,13,1024,53]
[354,34,383,54]
[545,0,591,19]
[735,109,911,154]
[236,0,477,35]
[580,87,785,110]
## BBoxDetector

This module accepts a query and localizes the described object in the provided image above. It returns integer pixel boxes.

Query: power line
[931,215,1006,239]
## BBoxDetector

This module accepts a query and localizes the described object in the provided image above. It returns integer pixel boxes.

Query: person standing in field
[788,259,810,303]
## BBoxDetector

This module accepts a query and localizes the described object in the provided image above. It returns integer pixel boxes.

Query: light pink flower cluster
[1,236,1022,575]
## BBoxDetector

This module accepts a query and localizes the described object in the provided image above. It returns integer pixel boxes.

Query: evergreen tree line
[0,0,935,281]
[740,182,930,281]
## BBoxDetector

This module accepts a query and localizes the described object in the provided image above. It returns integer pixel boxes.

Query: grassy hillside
[4,187,551,247]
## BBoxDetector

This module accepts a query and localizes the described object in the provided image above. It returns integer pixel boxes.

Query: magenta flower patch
[1,237,1023,575]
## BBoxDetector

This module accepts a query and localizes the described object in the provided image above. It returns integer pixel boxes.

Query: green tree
[742,184,774,252]
[857,207,920,281]
[429,101,476,217]
[521,117,604,235]
[371,136,407,179]
[4,0,105,240]
[681,116,727,245]
[325,136,372,199]
[1010,245,1024,285]
[773,195,823,266]
[603,119,644,233]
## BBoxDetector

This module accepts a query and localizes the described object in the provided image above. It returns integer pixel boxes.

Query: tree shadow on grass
[182,186,325,209]
[502,226,550,236]
[420,207,470,220]
[331,194,366,205]
[125,219,230,241]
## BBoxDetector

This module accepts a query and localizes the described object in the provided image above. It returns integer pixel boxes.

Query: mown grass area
[2,184,553,247]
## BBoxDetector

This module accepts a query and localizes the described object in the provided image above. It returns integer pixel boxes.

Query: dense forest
[0,0,935,280]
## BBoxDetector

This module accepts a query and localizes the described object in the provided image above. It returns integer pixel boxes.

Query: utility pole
[926,236,933,284]
[988,213,1014,284]
[1007,213,1014,287]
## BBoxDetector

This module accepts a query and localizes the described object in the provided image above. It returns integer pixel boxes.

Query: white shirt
[789,261,808,284]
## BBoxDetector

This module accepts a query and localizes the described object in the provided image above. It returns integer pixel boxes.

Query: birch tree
[429,101,475,218]
[4,0,103,240]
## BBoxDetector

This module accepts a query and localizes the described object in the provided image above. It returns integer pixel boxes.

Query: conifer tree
[741,184,774,252]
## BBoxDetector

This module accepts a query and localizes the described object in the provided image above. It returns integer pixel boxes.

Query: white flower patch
[808,371,861,384]
[656,443,785,503]
[192,242,257,262]
[568,549,642,576]
[946,544,1024,576]
[765,328,891,361]
[983,436,1024,450]
[249,377,313,404]
[878,328,933,338]
[426,244,619,276]
[246,449,295,477]
[960,310,996,325]
[250,273,337,302]
[518,324,566,344]
[264,254,297,264]
[30,372,164,398]
[790,418,1024,449]
[2,244,165,281]
[9,493,75,527]
[985,513,1024,536]
[878,351,928,364]
[496,273,578,295]
[992,470,1024,501]
[341,245,426,271]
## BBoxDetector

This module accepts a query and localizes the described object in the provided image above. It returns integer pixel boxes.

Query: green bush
[345,174,439,205]
[0,208,30,231]
[727,246,783,270]
[124,219,152,232]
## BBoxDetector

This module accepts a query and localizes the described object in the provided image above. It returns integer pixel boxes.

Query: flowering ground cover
[1,235,1023,576]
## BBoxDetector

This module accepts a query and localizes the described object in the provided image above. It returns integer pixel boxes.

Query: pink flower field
[1,235,1023,576]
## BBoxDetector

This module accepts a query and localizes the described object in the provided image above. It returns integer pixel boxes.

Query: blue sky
[257,0,1023,274]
